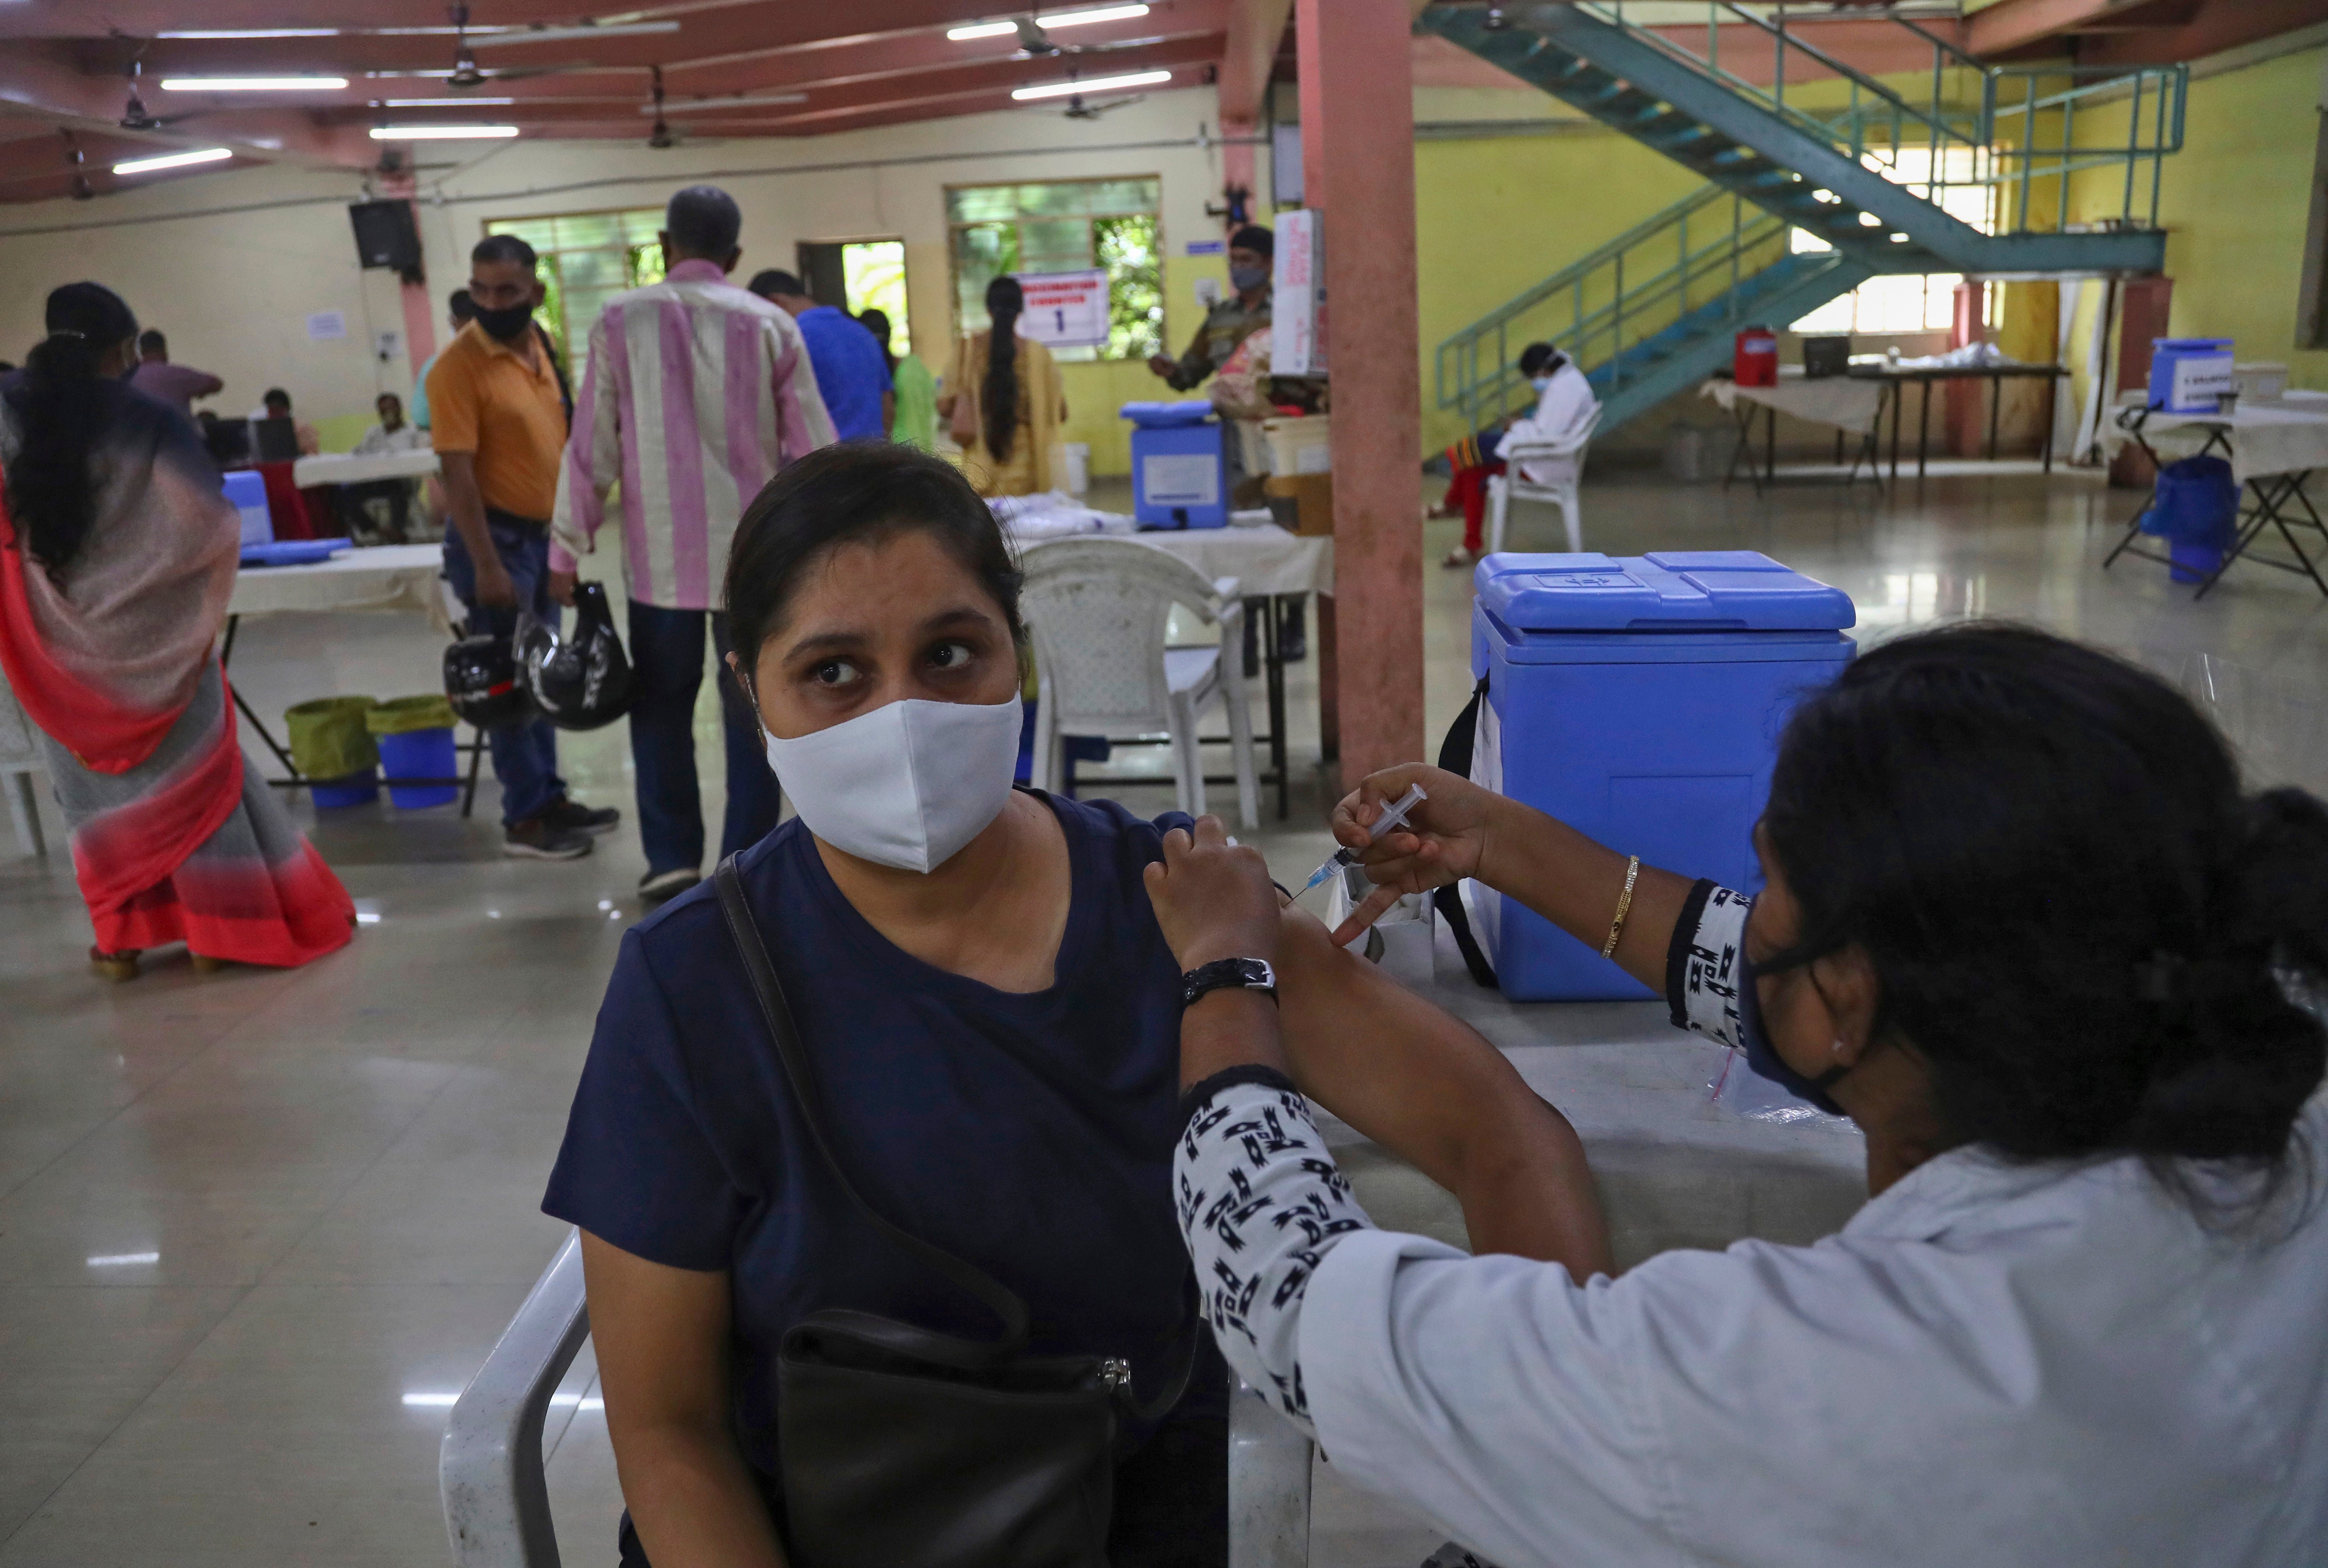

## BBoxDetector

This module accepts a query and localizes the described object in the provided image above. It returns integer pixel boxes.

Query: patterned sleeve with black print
[1667,880,1753,1050]
[1173,1071,1375,1439]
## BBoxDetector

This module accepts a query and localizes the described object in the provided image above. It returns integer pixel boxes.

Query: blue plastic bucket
[311,768,380,810]
[378,728,458,809]
[2170,539,2227,585]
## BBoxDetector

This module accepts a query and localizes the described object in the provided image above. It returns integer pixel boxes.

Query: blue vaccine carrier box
[1469,551,1856,1001]
[1121,401,1226,529]
[221,469,271,548]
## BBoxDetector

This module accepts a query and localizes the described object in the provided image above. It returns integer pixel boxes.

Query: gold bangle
[1601,855,1641,959]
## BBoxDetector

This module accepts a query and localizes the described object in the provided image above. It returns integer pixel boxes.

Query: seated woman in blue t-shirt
[543,442,1596,1567]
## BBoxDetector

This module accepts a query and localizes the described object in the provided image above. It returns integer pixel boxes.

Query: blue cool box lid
[1117,400,1215,428]
[1476,551,1856,633]
[240,539,351,567]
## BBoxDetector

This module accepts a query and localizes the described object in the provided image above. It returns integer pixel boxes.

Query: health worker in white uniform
[1144,623,2328,1568]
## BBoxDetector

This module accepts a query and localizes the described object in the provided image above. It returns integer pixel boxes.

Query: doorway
[796,237,911,353]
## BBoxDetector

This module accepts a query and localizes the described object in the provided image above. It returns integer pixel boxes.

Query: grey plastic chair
[442,1229,1314,1567]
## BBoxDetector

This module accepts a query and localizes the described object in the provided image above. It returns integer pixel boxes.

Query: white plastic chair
[0,667,48,858]
[1021,539,1260,832]
[441,1230,1316,1567]
[1487,406,1601,555]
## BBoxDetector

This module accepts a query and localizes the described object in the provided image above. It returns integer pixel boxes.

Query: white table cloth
[1701,372,1886,434]
[2107,401,2328,485]
[292,450,441,487]
[1017,523,1333,598]
[226,543,455,636]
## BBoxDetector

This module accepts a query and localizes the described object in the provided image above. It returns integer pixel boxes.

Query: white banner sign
[1272,210,1325,377]
[1012,269,1110,350]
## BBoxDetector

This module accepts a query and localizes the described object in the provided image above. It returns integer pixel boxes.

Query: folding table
[1700,373,1886,493]
[2102,401,2328,600]
[222,543,490,814]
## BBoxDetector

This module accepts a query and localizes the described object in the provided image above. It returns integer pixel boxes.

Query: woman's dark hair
[3,281,138,579]
[724,442,1025,674]
[858,308,897,376]
[1518,341,1559,377]
[1761,623,2327,1213]
[981,275,1025,463]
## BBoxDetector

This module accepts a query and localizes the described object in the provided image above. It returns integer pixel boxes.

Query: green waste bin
[364,695,458,736]
[285,696,378,780]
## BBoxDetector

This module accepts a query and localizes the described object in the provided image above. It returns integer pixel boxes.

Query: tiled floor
[3,462,2324,1566]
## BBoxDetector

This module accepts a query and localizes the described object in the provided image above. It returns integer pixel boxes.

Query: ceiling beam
[1966,0,2191,56]
[1218,0,1293,125]
[2079,0,2328,64]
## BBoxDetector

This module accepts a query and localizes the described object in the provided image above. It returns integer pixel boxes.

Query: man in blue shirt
[748,269,893,442]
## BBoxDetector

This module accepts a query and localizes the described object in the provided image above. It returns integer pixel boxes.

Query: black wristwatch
[1181,957,1278,1009]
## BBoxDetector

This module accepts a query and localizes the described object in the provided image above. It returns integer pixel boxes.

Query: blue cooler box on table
[1469,551,1856,1000]
[1120,401,1226,529]
[2147,338,2236,413]
[222,470,271,548]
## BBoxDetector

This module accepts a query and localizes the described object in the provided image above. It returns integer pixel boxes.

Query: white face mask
[764,695,1023,874]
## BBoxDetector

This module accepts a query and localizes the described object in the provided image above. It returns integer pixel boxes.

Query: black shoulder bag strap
[713,858,1195,1418]
[1433,675,1500,989]
[715,858,1032,1349]
[534,322,575,433]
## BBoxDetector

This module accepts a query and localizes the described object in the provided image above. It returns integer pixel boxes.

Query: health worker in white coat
[1439,342,1598,569]
[1143,623,2328,1568]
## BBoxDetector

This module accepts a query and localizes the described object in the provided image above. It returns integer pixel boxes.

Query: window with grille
[945,178,1163,362]
[1790,148,2000,336]
[483,207,667,381]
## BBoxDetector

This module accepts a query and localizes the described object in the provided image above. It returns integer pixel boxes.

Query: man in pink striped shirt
[550,186,836,904]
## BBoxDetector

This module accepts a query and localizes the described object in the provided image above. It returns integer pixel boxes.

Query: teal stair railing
[1427,1,2190,435]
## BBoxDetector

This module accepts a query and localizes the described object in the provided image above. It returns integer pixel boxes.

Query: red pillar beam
[1220,0,1293,206]
[1297,0,1424,786]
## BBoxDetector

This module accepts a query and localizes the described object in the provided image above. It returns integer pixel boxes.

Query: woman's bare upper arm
[579,1229,732,1430]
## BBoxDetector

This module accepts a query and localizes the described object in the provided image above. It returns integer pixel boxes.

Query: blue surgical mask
[1735,951,1851,1116]
[1229,262,1269,294]
[1529,375,1553,393]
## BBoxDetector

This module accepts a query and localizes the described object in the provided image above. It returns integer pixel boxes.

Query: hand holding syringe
[1296,783,1428,899]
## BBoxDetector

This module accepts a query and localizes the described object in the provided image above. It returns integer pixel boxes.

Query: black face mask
[1736,950,1852,1116]
[474,300,536,343]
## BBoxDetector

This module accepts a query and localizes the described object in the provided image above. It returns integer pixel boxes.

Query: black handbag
[1434,675,1500,989]
[712,858,1197,1568]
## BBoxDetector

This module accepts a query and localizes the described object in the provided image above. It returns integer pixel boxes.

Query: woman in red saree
[0,282,353,980]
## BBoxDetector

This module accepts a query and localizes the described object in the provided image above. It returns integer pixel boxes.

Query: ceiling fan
[441,4,604,89]
[646,65,678,148]
[1061,89,1143,120]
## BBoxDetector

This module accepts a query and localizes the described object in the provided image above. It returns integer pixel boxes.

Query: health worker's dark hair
[724,442,1025,675]
[1761,623,2327,1217]
[1519,341,1560,377]
[981,274,1025,463]
[3,281,139,579]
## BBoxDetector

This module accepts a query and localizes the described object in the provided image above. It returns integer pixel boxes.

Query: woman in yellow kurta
[939,276,1068,498]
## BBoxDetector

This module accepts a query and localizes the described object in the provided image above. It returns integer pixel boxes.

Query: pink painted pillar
[376,171,436,386]
[1295,0,1423,788]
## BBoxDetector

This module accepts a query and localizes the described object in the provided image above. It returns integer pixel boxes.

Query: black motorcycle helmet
[442,626,538,729]
[523,581,634,731]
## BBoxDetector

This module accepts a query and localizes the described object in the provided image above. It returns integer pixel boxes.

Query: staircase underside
[1427,1,2167,436]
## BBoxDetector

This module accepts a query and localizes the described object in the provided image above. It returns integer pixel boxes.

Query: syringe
[1296,783,1428,898]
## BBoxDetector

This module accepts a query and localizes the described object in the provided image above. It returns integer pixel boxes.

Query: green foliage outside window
[484,207,664,380]
[945,179,1161,362]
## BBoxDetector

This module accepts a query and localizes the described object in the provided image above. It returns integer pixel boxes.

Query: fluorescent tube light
[157,28,339,38]
[161,77,350,92]
[650,92,808,113]
[369,125,522,141]
[950,5,1150,40]
[113,147,234,176]
[384,97,516,107]
[87,1251,161,1266]
[1011,69,1170,101]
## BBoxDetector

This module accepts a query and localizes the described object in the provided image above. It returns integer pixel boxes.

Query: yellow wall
[2066,44,2328,406]
[1412,123,1707,453]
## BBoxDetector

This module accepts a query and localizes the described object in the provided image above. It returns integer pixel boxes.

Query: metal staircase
[1427,1,2188,433]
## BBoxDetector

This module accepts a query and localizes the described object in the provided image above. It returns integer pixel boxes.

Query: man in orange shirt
[428,233,619,860]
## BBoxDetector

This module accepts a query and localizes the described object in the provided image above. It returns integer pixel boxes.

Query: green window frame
[945,177,1163,362]
[484,207,668,381]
